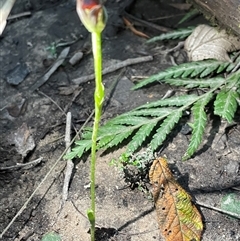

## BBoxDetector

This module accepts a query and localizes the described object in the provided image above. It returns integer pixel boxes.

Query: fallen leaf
[221,193,240,217]
[8,123,35,160]
[41,232,61,241]
[58,85,80,95]
[149,157,203,241]
[184,24,240,61]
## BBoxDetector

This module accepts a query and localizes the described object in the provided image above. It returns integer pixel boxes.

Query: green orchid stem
[89,31,104,241]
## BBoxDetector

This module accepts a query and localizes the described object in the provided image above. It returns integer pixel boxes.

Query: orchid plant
[76,0,107,240]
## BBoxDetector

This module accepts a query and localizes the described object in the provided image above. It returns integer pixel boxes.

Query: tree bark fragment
[188,0,240,37]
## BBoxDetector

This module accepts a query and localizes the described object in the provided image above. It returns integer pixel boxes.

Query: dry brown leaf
[184,24,240,61]
[8,123,35,159]
[149,157,203,241]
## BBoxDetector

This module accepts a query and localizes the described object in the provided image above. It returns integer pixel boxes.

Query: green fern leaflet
[65,60,240,161]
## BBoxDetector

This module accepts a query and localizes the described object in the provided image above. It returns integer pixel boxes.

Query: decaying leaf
[149,157,203,241]
[8,123,35,160]
[184,24,240,61]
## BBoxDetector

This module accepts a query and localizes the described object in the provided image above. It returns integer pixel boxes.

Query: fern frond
[162,77,225,88]
[150,110,183,151]
[65,140,92,159]
[183,92,213,160]
[104,130,134,148]
[106,115,149,126]
[214,70,239,123]
[146,26,195,43]
[67,94,193,159]
[226,70,240,88]
[66,56,239,161]
[136,94,199,109]
[127,123,156,153]
[127,108,173,117]
[177,9,199,25]
[214,90,239,123]
[97,134,115,148]
[132,60,231,90]
[97,125,127,136]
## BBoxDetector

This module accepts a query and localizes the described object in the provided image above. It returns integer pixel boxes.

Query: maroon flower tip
[81,0,100,10]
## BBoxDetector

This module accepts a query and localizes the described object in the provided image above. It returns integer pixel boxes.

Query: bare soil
[0,0,240,241]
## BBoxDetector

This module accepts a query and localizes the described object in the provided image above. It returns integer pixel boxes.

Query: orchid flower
[76,0,107,33]
[76,1,107,240]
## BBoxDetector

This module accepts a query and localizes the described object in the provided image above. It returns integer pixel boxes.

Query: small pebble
[180,123,192,135]
[6,63,29,85]
[69,52,83,65]
[225,160,239,175]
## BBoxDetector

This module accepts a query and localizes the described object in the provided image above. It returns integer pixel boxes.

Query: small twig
[123,17,149,39]
[37,90,66,114]
[231,61,240,73]
[30,47,70,91]
[154,41,185,56]
[0,157,43,171]
[63,87,83,114]
[72,55,153,85]
[161,89,175,100]
[196,200,240,219]
[0,108,94,239]
[103,68,126,110]
[148,13,186,21]
[7,11,31,20]
[123,11,172,33]
[62,112,74,203]
[37,89,79,136]
[131,75,149,80]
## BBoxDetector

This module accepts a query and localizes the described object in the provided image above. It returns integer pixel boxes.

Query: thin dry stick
[37,89,79,137]
[123,11,172,32]
[62,112,74,202]
[30,47,70,91]
[0,153,66,239]
[0,110,94,239]
[7,11,31,20]
[63,87,83,114]
[196,200,240,219]
[0,157,43,171]
[37,90,65,114]
[72,55,153,85]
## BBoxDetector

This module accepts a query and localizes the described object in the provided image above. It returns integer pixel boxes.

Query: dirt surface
[0,0,240,241]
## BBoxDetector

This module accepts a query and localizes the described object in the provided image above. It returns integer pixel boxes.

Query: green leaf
[214,90,238,123]
[64,139,92,159]
[226,70,240,89]
[132,60,230,90]
[162,77,225,88]
[41,232,61,241]
[97,134,115,148]
[128,108,173,117]
[150,110,183,151]
[66,57,239,161]
[87,209,95,223]
[106,129,134,148]
[127,123,156,153]
[106,115,149,126]
[221,193,240,218]
[177,9,199,25]
[183,92,213,160]
[146,26,195,43]
[136,94,198,109]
